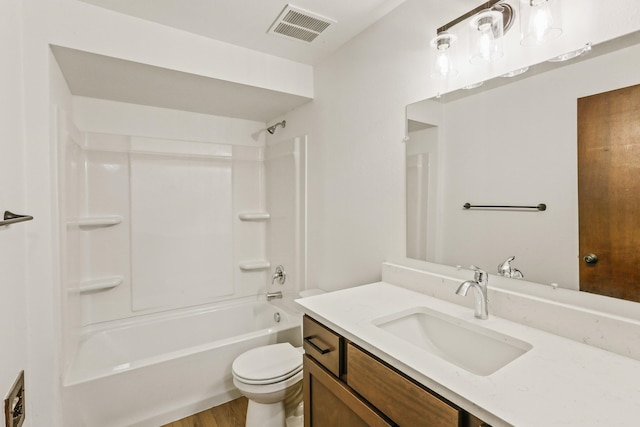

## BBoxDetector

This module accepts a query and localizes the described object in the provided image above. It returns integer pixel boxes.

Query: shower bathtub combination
[56,98,307,426]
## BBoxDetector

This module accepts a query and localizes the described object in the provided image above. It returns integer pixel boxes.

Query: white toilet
[232,342,304,427]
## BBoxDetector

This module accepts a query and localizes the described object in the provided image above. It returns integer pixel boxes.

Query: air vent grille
[268,5,336,43]
[283,10,331,33]
[274,23,319,43]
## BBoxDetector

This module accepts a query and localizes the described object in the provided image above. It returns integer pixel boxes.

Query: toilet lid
[232,343,303,385]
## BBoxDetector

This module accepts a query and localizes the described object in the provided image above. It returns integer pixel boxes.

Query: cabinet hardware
[304,336,331,354]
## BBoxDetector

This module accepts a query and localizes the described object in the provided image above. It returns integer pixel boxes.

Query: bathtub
[63,298,302,427]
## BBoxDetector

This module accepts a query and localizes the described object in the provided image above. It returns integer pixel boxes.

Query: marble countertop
[296,282,640,427]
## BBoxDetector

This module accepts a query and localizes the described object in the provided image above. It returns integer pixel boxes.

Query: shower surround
[57,96,306,425]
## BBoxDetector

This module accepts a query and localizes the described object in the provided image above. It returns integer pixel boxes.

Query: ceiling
[78,0,408,65]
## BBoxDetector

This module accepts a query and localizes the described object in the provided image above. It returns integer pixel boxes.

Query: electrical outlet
[4,371,24,427]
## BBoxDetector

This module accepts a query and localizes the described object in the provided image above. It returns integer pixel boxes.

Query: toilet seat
[232,343,303,385]
[234,365,303,385]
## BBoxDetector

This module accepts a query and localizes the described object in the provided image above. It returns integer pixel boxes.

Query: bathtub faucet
[267,291,283,301]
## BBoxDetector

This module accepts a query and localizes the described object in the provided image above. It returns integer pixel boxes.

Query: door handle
[583,253,599,264]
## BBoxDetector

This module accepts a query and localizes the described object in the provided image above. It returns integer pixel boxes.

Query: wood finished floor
[162,397,248,427]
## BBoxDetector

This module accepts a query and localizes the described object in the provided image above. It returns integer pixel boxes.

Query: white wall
[0,0,27,411]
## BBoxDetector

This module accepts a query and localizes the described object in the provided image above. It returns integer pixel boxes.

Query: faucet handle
[470,265,487,282]
[497,256,524,279]
[497,256,516,275]
[272,265,287,285]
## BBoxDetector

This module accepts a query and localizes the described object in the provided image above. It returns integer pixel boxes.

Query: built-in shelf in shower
[239,261,271,271]
[238,212,270,221]
[78,276,123,294]
[71,215,123,228]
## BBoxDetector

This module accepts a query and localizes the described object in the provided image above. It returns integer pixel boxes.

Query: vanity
[302,314,488,426]
[296,263,640,426]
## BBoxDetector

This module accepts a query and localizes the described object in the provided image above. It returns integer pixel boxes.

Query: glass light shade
[430,33,459,80]
[520,0,562,46]
[469,10,504,64]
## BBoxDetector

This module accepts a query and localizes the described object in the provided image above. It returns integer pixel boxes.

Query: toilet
[232,342,304,427]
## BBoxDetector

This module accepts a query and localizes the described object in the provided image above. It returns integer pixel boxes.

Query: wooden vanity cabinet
[302,315,491,427]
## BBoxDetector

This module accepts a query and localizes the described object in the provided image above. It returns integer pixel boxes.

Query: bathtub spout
[267,291,283,301]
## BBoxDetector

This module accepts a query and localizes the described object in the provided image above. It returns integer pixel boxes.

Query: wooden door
[578,83,640,302]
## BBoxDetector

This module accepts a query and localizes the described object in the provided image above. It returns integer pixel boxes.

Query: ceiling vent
[268,5,336,43]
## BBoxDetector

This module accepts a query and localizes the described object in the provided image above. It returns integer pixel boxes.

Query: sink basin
[373,307,532,376]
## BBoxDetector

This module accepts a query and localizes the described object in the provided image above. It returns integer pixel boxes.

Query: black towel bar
[463,203,547,211]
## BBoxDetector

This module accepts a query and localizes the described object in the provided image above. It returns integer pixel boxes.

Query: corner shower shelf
[239,261,271,271]
[75,215,123,228]
[79,276,123,294]
[238,212,270,221]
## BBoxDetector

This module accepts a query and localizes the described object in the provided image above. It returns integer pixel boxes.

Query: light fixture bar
[437,0,503,34]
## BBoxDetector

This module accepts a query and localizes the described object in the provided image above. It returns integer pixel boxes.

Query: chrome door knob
[583,253,599,264]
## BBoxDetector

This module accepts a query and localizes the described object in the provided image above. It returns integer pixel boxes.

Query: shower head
[267,120,286,135]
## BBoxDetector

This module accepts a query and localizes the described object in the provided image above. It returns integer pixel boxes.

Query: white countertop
[296,282,640,427]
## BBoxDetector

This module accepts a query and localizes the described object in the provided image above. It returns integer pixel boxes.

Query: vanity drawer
[347,343,460,427]
[303,315,342,377]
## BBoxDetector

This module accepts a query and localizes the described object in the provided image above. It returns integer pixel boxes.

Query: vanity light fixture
[548,42,591,62]
[430,1,515,81]
[520,0,562,46]
[429,1,564,83]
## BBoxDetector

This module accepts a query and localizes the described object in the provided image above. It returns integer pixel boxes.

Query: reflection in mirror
[406,30,640,302]
[406,120,438,261]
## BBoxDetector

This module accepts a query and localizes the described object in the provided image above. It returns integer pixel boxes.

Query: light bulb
[521,0,562,46]
[476,24,494,62]
[469,10,503,64]
[528,1,554,42]
[430,33,458,79]
[435,51,453,77]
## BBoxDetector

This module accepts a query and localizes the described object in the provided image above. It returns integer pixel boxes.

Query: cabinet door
[347,343,460,427]
[304,355,392,427]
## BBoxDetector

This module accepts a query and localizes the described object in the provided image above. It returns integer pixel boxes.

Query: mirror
[406,30,640,300]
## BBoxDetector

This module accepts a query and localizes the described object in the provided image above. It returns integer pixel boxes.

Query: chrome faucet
[272,265,287,285]
[497,256,524,279]
[455,266,489,320]
[267,291,283,301]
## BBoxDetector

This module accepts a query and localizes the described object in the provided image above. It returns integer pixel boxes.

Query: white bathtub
[63,299,302,427]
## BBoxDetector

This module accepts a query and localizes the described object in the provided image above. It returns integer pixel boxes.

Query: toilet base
[246,400,285,427]
[243,380,303,427]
